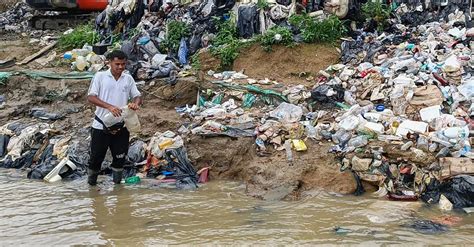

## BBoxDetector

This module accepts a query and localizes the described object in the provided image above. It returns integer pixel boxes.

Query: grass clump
[258,26,294,51]
[58,24,97,50]
[162,20,190,53]
[289,14,346,43]
[361,0,391,31]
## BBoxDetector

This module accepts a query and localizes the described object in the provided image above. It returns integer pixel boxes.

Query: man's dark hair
[106,50,128,61]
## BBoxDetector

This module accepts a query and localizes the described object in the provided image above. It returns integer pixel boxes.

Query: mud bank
[0,38,357,199]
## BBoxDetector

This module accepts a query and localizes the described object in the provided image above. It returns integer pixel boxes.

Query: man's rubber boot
[112,168,123,184]
[88,169,99,186]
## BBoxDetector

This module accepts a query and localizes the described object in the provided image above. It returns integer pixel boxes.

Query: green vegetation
[361,0,391,31]
[258,26,294,51]
[208,13,346,68]
[289,14,346,43]
[257,0,269,9]
[58,24,97,50]
[210,17,245,69]
[190,53,201,71]
[162,20,190,53]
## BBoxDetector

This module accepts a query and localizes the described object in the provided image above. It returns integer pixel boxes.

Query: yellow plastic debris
[159,139,174,150]
[292,139,307,151]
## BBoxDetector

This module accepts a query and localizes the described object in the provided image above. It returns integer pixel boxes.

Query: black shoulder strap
[94,115,107,129]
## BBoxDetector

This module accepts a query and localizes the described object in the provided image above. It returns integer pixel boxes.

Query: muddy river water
[1,169,473,245]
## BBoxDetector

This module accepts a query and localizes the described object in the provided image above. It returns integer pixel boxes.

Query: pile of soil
[233,43,340,85]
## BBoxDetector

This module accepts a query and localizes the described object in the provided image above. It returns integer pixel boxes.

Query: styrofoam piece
[420,105,441,122]
[396,120,428,136]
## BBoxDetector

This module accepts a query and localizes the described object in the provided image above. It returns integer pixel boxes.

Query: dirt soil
[233,43,340,86]
[0,36,357,200]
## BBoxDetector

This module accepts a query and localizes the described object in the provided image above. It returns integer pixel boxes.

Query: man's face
[109,57,126,75]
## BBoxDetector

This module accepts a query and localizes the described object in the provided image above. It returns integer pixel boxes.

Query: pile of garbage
[0,120,203,188]
[63,44,106,72]
[167,3,474,209]
[175,71,320,160]
[87,0,335,80]
[0,2,33,32]
[310,3,474,210]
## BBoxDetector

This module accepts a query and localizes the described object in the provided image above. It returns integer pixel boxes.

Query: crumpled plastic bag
[178,37,188,65]
[127,140,146,164]
[269,102,303,123]
[148,131,184,158]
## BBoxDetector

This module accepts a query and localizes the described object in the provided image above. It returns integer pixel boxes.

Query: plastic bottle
[347,135,368,148]
[401,141,413,151]
[416,136,429,151]
[75,56,87,71]
[102,110,124,128]
[284,140,293,163]
[332,129,351,144]
[435,147,450,158]
[429,143,438,152]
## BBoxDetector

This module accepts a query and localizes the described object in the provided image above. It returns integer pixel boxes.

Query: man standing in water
[86,50,142,185]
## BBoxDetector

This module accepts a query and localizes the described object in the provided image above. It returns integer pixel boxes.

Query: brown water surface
[1,169,473,245]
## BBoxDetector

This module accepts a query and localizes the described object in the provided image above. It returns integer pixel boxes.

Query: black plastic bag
[27,144,58,179]
[237,5,260,38]
[163,147,198,189]
[310,85,345,103]
[402,220,449,234]
[0,134,10,158]
[421,175,474,209]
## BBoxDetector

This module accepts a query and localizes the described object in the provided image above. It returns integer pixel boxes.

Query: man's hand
[107,105,122,117]
[128,102,140,111]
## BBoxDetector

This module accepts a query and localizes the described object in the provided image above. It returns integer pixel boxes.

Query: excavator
[25,0,108,29]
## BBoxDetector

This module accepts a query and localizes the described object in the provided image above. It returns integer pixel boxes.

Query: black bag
[95,115,125,135]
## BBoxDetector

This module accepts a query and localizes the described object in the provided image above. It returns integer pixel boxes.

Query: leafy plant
[314,15,347,42]
[258,26,294,51]
[190,53,201,71]
[162,20,190,53]
[210,17,244,69]
[58,24,97,50]
[289,14,346,43]
[257,0,269,9]
[361,0,391,31]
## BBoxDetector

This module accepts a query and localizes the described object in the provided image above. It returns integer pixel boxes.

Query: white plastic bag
[123,106,141,133]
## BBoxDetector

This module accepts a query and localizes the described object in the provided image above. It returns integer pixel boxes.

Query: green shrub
[190,53,201,70]
[289,14,346,43]
[162,20,190,53]
[258,26,294,51]
[210,17,244,69]
[58,24,97,50]
[361,0,391,31]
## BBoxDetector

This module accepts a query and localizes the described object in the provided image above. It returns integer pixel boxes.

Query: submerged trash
[403,220,449,234]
